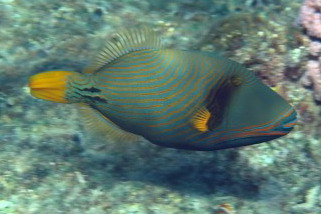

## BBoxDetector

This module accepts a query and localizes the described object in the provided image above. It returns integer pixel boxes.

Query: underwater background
[1,0,321,213]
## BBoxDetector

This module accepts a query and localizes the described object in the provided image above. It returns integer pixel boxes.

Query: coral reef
[301,60,321,101]
[0,0,320,214]
[300,0,321,101]
[196,11,307,87]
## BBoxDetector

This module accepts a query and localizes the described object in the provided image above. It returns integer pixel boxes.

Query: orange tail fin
[28,71,75,103]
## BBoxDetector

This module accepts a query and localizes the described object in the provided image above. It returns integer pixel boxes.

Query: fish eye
[110,34,121,43]
[230,76,242,87]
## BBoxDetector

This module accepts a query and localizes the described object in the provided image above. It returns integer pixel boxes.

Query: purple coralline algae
[300,0,321,101]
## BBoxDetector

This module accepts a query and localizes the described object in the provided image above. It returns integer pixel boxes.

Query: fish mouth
[225,108,297,146]
[274,108,297,133]
[240,107,298,138]
[253,107,297,137]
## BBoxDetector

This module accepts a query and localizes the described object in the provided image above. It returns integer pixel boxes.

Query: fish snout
[276,108,297,133]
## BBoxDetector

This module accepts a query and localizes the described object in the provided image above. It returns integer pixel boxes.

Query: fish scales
[28,27,297,151]
[89,49,234,145]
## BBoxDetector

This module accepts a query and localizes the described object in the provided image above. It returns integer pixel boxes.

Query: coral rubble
[0,0,320,214]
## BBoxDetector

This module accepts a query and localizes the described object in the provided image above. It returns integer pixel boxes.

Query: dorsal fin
[77,104,140,142]
[84,27,162,74]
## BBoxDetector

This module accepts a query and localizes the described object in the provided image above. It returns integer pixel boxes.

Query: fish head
[218,80,297,149]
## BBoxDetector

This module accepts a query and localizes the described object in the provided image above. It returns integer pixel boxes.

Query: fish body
[29,28,297,151]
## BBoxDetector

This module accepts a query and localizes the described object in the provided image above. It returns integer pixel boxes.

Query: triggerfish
[28,27,297,151]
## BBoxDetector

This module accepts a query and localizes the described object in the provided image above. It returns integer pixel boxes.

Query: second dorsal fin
[84,27,162,74]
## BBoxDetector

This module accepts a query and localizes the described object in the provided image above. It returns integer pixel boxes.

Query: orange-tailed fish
[28,27,297,151]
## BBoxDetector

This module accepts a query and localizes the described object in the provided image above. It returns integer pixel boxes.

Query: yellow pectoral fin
[28,71,75,103]
[191,106,211,132]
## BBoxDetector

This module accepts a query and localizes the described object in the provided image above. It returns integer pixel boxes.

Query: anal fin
[77,104,140,142]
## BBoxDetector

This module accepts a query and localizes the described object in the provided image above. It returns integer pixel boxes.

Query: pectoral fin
[191,106,211,132]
